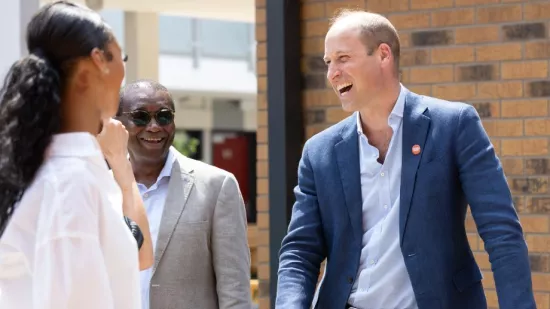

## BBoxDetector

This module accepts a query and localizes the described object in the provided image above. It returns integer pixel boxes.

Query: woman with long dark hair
[0,2,145,308]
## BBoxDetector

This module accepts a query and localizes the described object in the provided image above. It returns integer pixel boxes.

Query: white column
[202,129,212,164]
[0,0,39,79]
[124,11,159,83]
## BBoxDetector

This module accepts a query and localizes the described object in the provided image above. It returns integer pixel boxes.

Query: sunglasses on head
[122,108,175,127]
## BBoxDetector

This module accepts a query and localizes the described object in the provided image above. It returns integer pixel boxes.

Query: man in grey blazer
[117,80,252,309]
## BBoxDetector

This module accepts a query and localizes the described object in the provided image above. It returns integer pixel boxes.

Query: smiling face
[324,26,384,113]
[119,83,176,165]
[324,11,400,113]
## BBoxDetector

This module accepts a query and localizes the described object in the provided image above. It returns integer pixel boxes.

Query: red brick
[257,144,268,160]
[525,41,550,60]
[407,85,431,96]
[455,0,499,6]
[501,61,549,80]
[366,0,409,13]
[257,42,266,59]
[482,119,523,137]
[257,93,267,110]
[535,293,550,309]
[501,139,548,156]
[256,195,268,212]
[303,20,329,37]
[388,12,431,30]
[400,33,412,48]
[476,4,523,24]
[306,124,330,138]
[476,43,523,62]
[302,37,324,55]
[485,290,498,308]
[524,2,550,21]
[432,83,476,101]
[467,233,479,251]
[525,119,550,136]
[410,0,452,10]
[474,252,491,270]
[303,90,341,108]
[257,160,268,178]
[302,2,325,20]
[409,66,454,84]
[431,47,474,64]
[533,273,550,292]
[527,235,550,253]
[477,81,523,100]
[258,246,269,263]
[257,178,269,196]
[482,271,495,289]
[455,26,500,44]
[431,8,475,27]
[501,100,549,118]
[325,0,365,17]
[501,158,523,175]
[325,108,352,123]
[256,9,266,24]
[520,215,550,233]
[257,59,267,76]
[256,24,266,42]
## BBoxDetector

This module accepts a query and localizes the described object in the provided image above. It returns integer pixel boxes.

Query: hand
[97,118,135,191]
[97,118,129,164]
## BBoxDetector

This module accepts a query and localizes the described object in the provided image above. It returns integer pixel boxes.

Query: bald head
[118,80,174,116]
[328,10,401,74]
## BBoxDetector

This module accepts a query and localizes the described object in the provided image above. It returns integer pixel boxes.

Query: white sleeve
[32,177,114,309]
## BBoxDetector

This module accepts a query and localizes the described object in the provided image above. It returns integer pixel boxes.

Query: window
[199,19,251,59]
[158,15,194,55]
[99,9,125,47]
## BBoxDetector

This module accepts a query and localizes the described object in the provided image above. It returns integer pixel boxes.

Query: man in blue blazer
[275,10,534,309]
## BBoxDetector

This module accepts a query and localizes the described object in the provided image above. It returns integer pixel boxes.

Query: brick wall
[256,0,550,308]
[255,0,269,308]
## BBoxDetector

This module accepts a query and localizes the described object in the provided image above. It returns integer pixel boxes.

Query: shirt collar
[158,147,176,180]
[356,84,407,135]
[46,132,103,158]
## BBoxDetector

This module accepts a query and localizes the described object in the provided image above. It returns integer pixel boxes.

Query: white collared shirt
[0,132,141,309]
[138,147,176,309]
[348,85,418,309]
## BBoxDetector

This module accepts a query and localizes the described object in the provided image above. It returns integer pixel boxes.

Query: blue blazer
[275,89,535,309]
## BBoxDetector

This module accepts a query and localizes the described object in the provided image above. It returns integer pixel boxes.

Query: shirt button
[380,172,385,177]
[143,193,149,198]
[370,260,376,265]
[384,205,388,209]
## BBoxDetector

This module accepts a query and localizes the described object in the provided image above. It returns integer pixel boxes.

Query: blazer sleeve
[275,141,327,308]
[212,173,252,309]
[454,104,535,309]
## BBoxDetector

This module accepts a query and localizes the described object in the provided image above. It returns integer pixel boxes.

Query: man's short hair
[330,9,401,75]
[117,79,174,116]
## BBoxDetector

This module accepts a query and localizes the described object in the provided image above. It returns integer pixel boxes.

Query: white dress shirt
[0,132,141,309]
[348,85,418,309]
[138,148,176,309]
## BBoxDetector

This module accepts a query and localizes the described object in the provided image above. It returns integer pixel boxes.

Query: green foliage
[172,131,200,157]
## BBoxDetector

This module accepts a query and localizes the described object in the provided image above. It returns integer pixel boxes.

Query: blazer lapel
[334,115,363,240]
[152,156,195,274]
[400,92,431,246]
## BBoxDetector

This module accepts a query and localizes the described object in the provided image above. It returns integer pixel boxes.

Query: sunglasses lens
[131,111,150,126]
[156,110,174,126]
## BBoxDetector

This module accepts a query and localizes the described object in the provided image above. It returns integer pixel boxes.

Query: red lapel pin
[412,144,421,155]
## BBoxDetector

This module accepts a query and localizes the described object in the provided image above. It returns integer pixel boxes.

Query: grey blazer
[149,149,252,308]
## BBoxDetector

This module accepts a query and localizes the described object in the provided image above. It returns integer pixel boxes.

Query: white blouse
[0,133,141,309]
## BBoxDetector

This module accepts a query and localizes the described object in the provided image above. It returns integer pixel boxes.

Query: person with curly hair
[0,1,151,308]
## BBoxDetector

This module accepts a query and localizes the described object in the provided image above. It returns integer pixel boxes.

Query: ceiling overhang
[40,0,255,22]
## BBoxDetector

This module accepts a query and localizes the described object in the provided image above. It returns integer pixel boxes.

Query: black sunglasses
[122,109,175,127]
